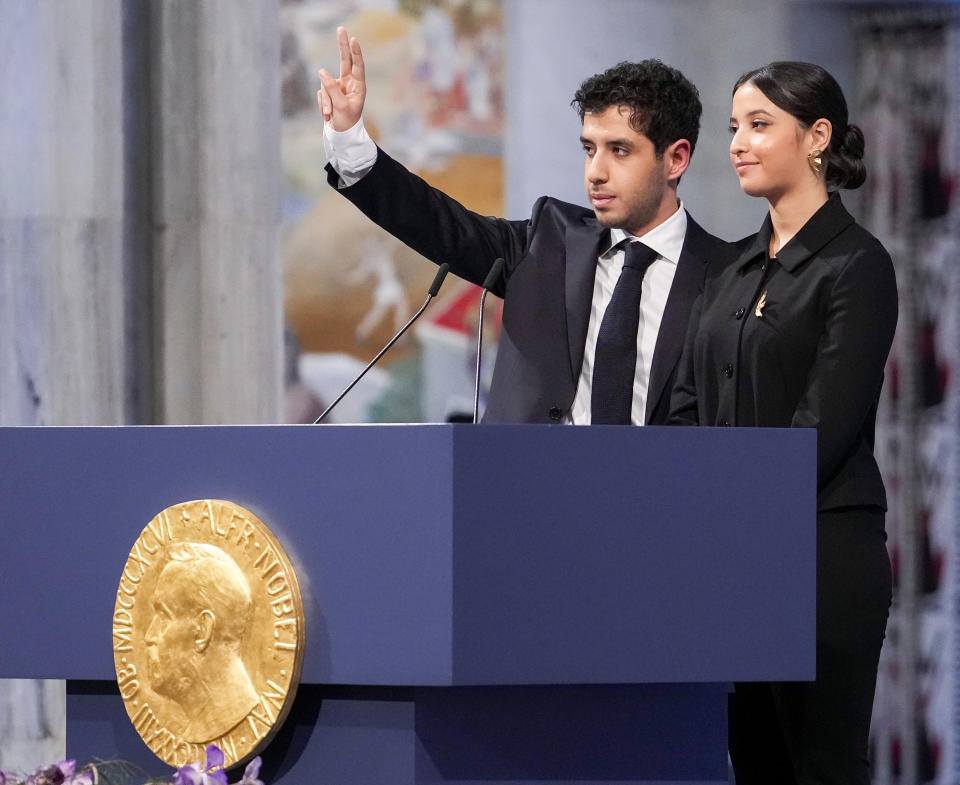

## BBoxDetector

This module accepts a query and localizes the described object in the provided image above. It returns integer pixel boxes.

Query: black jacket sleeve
[326,148,529,298]
[790,239,898,489]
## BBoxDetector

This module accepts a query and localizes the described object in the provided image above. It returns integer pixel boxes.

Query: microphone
[473,258,505,424]
[313,263,450,424]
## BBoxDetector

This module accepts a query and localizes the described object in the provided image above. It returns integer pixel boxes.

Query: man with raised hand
[318,27,729,425]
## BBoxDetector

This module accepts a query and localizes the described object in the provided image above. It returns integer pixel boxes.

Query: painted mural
[280,0,504,424]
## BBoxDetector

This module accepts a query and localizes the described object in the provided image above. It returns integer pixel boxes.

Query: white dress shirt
[323,117,687,426]
[324,117,378,186]
[568,209,687,425]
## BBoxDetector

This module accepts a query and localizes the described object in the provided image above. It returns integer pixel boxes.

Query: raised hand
[317,26,366,132]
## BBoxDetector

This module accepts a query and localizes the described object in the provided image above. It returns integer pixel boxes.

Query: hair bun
[827,123,866,190]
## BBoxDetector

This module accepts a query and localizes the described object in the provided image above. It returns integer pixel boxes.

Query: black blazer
[328,148,730,425]
[670,193,898,511]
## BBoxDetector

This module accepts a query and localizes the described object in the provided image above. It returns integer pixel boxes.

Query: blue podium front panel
[0,425,458,684]
[2,424,814,785]
[451,425,815,683]
[414,683,728,784]
[0,424,814,686]
[68,681,728,785]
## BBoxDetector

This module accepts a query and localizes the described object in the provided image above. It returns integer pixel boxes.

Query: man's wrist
[324,116,377,187]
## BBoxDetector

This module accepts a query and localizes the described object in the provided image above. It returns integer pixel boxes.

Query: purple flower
[21,760,92,785]
[236,758,263,785]
[203,745,228,785]
[25,762,64,785]
[50,762,91,785]
[62,769,93,785]
[172,763,205,785]
[173,745,228,785]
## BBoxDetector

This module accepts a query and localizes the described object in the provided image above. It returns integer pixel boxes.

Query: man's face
[581,106,674,236]
[144,571,198,703]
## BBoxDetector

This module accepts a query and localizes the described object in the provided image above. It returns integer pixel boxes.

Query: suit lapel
[564,217,606,382]
[644,216,709,423]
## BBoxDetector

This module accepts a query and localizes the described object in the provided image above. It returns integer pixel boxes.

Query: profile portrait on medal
[145,541,259,742]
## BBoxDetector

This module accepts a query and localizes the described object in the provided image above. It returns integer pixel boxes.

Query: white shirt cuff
[323,118,378,188]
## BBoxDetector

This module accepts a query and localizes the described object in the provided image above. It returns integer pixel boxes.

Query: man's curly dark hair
[572,60,701,158]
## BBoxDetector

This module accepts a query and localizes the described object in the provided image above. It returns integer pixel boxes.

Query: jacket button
[735,307,745,319]
[548,407,562,421]
[722,363,734,378]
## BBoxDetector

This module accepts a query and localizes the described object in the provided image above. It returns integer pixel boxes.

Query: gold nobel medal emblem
[113,500,305,769]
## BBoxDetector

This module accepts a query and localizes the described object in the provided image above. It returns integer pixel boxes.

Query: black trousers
[729,507,892,785]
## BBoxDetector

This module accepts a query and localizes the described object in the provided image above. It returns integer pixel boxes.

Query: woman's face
[729,81,821,201]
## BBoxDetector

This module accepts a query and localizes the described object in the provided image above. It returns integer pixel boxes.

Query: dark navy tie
[591,240,659,424]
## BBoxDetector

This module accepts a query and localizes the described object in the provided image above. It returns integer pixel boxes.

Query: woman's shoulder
[821,221,898,322]
[834,217,889,254]
[825,219,895,280]
[732,231,762,256]
[712,231,762,270]
[696,232,761,293]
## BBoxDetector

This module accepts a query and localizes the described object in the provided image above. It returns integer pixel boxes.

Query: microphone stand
[314,263,450,424]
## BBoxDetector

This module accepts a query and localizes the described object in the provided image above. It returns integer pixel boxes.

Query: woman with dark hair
[671,62,897,784]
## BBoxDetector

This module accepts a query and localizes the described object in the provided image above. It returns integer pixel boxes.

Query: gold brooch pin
[755,290,768,318]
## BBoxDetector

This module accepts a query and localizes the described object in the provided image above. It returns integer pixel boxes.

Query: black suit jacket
[670,192,898,511]
[327,148,731,424]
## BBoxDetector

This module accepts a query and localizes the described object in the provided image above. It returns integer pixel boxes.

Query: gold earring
[808,149,823,177]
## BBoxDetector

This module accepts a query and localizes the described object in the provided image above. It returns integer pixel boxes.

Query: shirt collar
[737,192,855,272]
[602,201,687,264]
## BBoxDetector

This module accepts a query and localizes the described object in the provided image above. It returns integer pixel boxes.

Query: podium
[0,424,815,784]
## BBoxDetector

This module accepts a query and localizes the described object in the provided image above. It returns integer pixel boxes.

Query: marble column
[0,0,128,427]
[0,0,282,771]
[150,0,283,424]
[0,0,126,771]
